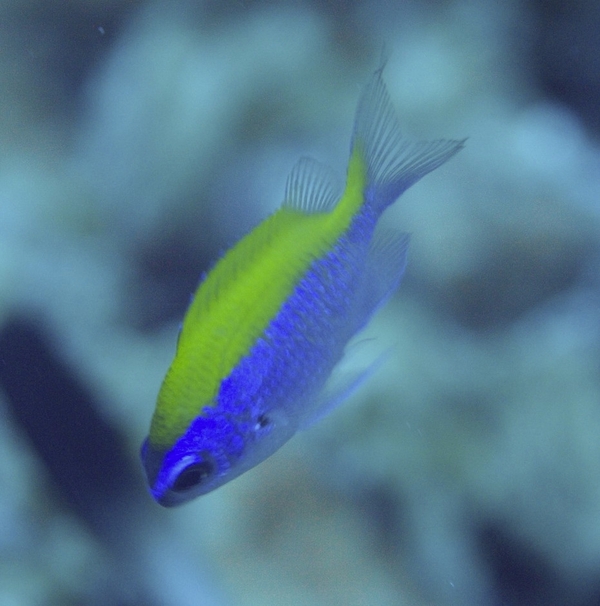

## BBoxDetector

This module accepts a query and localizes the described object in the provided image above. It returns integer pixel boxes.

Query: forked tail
[350,66,465,214]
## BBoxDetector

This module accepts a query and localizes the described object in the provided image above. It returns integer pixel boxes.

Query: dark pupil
[172,461,213,492]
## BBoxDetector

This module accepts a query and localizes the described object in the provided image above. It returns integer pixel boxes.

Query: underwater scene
[1,1,600,605]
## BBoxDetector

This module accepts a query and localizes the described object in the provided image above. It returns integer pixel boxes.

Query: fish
[141,65,464,506]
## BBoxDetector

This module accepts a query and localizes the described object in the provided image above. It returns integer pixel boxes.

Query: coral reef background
[1,1,600,605]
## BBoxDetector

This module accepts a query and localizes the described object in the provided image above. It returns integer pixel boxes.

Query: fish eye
[171,460,214,493]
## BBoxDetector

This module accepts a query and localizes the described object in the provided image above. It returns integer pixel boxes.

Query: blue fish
[141,66,464,506]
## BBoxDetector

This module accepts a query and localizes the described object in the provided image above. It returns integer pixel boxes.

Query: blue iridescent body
[141,67,463,506]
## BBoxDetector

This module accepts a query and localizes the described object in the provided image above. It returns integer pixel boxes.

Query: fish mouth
[140,438,168,496]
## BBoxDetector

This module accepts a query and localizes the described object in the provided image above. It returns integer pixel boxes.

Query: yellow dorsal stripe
[149,146,368,446]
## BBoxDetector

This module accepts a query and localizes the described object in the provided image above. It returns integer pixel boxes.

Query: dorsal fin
[283,156,340,213]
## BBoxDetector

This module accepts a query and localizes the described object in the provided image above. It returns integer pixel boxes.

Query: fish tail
[350,66,465,214]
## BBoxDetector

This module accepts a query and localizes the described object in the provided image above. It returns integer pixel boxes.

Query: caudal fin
[351,67,465,213]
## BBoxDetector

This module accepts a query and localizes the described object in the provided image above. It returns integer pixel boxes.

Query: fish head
[141,404,297,506]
